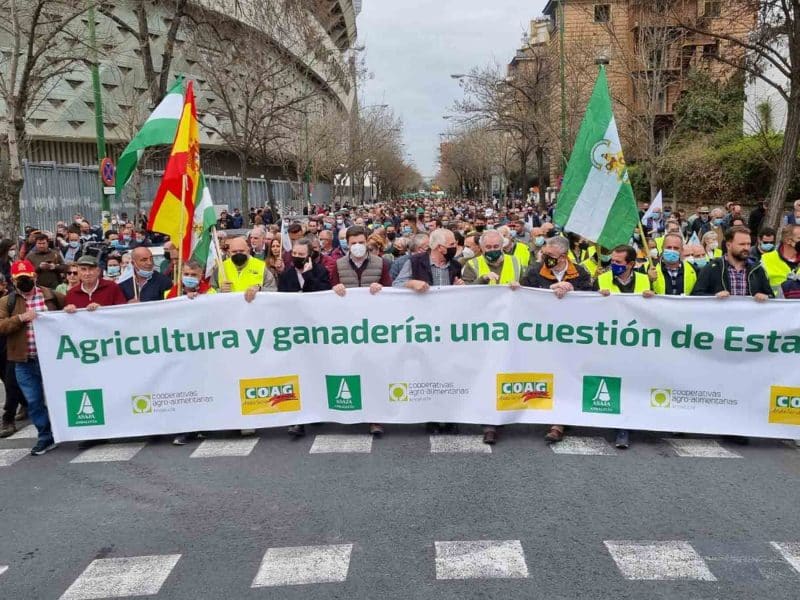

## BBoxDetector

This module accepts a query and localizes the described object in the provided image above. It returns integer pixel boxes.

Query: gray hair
[429,228,450,248]
[409,233,430,252]
[479,229,503,247]
[544,236,570,254]
[663,232,684,247]
[183,259,203,271]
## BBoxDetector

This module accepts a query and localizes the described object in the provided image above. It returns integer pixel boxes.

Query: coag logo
[496,373,554,411]
[582,376,621,415]
[650,388,672,408]
[326,375,362,411]
[769,386,800,425]
[132,394,153,415]
[66,389,105,427]
[239,376,301,415]
[388,383,409,402]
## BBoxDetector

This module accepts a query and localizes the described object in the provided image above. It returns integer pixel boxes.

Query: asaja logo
[769,386,800,425]
[582,376,621,414]
[132,394,152,415]
[496,373,554,411]
[388,382,409,402]
[326,375,362,411]
[66,389,105,427]
[239,376,300,415]
[650,388,672,408]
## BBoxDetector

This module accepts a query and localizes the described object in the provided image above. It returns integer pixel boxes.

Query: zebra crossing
[0,539,797,598]
[0,432,795,466]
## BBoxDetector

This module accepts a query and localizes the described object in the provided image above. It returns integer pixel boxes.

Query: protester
[521,236,596,444]
[266,238,285,279]
[650,233,697,296]
[0,260,65,455]
[165,259,216,299]
[215,236,276,301]
[749,226,776,262]
[278,238,332,293]
[0,272,27,438]
[119,247,173,302]
[760,224,800,296]
[27,233,65,289]
[64,255,128,311]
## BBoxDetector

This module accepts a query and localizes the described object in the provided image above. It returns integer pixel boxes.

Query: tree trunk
[536,147,547,211]
[0,113,26,237]
[518,149,529,201]
[765,85,800,230]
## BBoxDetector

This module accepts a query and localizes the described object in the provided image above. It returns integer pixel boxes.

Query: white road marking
[70,443,145,464]
[9,424,37,439]
[0,449,29,467]
[435,540,529,580]
[604,541,716,581]
[549,436,616,456]
[309,434,372,454]
[0,565,7,577]
[770,542,800,574]
[190,438,258,458]
[429,435,491,453]
[251,544,353,587]
[59,554,181,599]
[664,438,742,458]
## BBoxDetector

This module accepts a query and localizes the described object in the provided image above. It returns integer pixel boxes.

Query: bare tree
[0,0,91,236]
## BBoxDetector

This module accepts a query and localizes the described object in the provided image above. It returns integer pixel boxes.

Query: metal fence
[18,161,333,231]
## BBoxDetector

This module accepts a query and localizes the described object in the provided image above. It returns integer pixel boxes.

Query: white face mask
[649,249,659,259]
[350,243,367,259]
[461,248,476,260]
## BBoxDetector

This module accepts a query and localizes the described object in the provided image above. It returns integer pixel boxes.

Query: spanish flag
[148,81,199,259]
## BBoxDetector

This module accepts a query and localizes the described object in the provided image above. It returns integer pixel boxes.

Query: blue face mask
[662,249,681,263]
[760,243,775,252]
[534,236,545,247]
[402,226,413,235]
[694,258,709,268]
[136,268,153,280]
[712,218,724,226]
[610,263,628,277]
[339,241,349,252]
[107,265,120,276]
[182,275,200,289]
[68,240,80,248]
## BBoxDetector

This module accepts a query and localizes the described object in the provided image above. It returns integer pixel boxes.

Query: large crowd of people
[1,195,799,455]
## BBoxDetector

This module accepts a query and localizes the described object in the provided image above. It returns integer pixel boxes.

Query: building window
[704,1,721,18]
[594,4,611,23]
[703,43,718,59]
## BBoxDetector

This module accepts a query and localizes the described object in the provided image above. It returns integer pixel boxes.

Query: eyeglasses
[67,271,79,275]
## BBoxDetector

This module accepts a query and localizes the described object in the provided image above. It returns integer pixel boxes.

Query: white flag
[641,190,663,225]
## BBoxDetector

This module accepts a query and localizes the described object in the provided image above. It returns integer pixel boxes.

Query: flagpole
[177,174,187,297]
[211,226,227,285]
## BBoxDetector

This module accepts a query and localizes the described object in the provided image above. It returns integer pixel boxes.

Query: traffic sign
[100,157,115,186]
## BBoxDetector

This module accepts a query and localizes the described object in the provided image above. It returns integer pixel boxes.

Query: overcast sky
[358,0,548,178]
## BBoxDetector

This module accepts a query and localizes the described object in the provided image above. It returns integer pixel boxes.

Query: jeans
[14,359,53,444]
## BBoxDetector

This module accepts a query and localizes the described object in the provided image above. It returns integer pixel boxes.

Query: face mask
[107,266,120,276]
[543,256,559,269]
[664,211,672,218]
[443,246,457,262]
[15,277,34,293]
[686,256,695,264]
[633,233,641,241]
[69,241,80,248]
[231,253,248,267]
[392,247,404,257]
[708,242,718,250]
[8,250,16,259]
[461,248,475,260]
[336,219,343,225]
[163,251,171,261]
[350,243,367,259]
[760,243,775,252]
[324,223,332,230]
[534,236,545,247]
[599,253,612,263]
[712,218,724,227]
[387,232,396,241]
[288,256,306,270]
[136,267,153,279]
[311,250,320,261]
[182,275,200,289]
[339,241,349,252]
[694,258,708,268]
[649,249,659,259]
[662,249,681,263]
[484,249,502,263]
[402,226,413,235]
[475,225,485,233]
[611,263,628,277]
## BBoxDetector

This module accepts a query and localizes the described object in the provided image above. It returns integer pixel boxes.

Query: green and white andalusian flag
[115,79,185,196]
[554,66,639,249]
[190,172,218,278]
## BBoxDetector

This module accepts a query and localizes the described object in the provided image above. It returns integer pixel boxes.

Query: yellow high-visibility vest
[761,249,800,295]
[470,255,520,285]
[222,256,265,292]
[653,263,697,295]
[597,270,650,294]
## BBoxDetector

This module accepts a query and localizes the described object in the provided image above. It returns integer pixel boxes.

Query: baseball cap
[76,255,99,267]
[698,206,710,213]
[11,260,36,278]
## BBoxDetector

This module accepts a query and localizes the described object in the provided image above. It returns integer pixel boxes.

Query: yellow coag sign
[496,373,554,411]
[768,385,800,425]
[240,376,301,415]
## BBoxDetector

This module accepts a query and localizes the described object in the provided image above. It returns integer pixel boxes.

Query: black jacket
[409,252,462,285]
[691,257,774,297]
[278,262,332,292]
[521,261,596,291]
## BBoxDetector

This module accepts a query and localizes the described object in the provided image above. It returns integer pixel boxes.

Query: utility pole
[348,49,362,206]
[87,1,111,231]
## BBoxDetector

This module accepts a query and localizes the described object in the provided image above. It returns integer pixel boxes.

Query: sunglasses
[67,271,79,275]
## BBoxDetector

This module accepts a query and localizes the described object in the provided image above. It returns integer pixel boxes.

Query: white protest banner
[34,287,800,442]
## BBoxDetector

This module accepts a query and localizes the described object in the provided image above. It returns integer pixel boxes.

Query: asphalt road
[1,417,798,600]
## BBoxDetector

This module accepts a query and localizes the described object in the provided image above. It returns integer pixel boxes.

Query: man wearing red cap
[0,260,65,455]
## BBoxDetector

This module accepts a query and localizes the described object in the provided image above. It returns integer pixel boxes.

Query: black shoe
[31,439,56,456]
[288,424,306,438]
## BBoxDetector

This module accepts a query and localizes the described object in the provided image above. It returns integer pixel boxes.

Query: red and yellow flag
[148,81,200,259]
